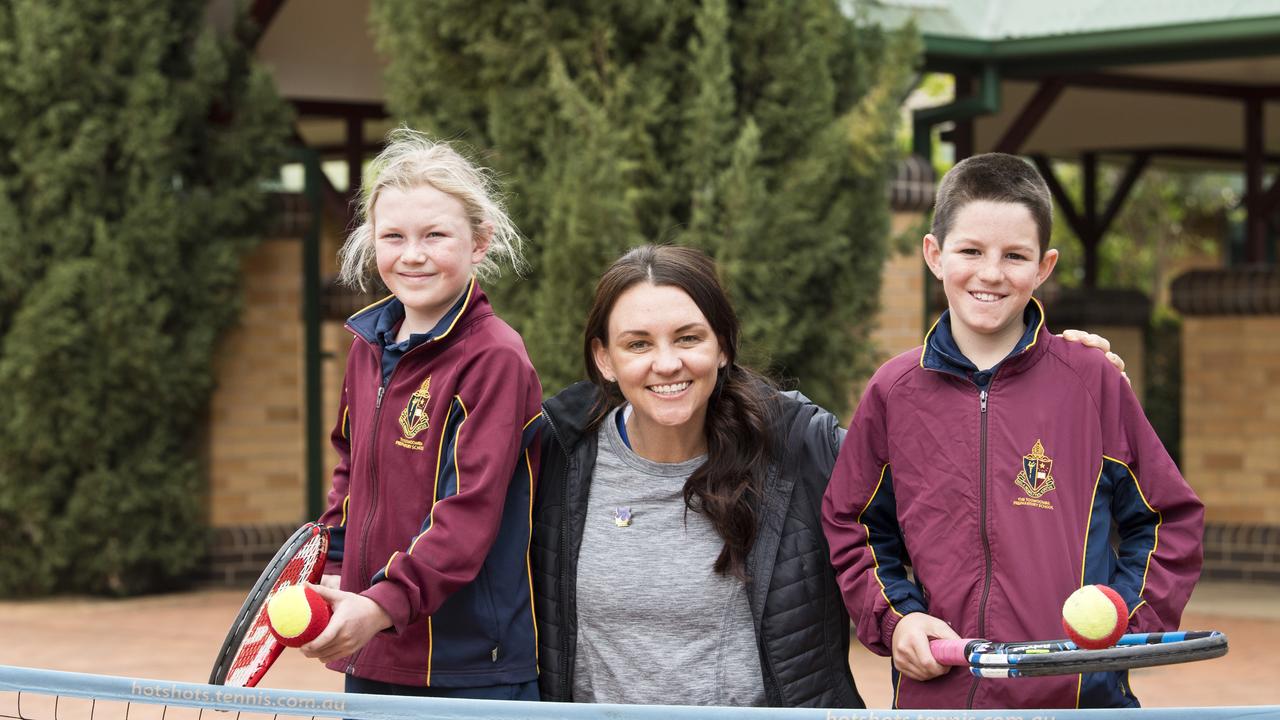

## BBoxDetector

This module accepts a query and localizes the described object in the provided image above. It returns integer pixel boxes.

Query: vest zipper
[755,465,785,705]
[559,460,573,700]
[967,387,992,709]
[540,407,576,700]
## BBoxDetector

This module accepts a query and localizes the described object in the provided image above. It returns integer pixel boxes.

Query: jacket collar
[541,381,606,453]
[920,296,1048,383]
[345,276,484,346]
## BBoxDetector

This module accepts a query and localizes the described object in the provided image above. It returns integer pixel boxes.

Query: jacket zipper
[967,387,992,709]
[559,461,574,699]
[354,335,441,597]
[346,349,390,675]
[756,466,785,705]
[359,381,388,601]
[758,623,783,705]
[540,406,576,700]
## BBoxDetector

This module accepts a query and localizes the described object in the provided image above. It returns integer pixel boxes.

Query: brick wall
[1171,270,1280,584]
[201,523,298,586]
[869,252,925,363]
[206,218,351,530]
[1202,523,1280,584]
[851,212,928,410]
[1181,315,1280,526]
[206,238,307,527]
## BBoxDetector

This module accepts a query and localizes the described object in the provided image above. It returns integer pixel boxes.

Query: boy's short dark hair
[931,153,1053,255]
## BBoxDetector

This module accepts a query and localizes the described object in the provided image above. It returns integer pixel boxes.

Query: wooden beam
[953,74,975,160]
[289,127,353,229]
[1031,155,1086,241]
[291,99,389,119]
[1082,153,1098,230]
[1081,153,1099,288]
[346,115,364,202]
[1058,72,1280,100]
[310,142,387,156]
[1246,98,1266,263]
[992,79,1064,155]
[1101,145,1280,165]
[1098,153,1150,234]
[1257,174,1280,218]
[249,0,288,47]
[928,38,1280,81]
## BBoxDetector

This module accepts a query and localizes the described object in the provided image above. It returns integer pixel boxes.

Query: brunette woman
[532,245,862,707]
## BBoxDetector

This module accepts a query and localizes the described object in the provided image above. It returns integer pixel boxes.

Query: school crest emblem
[396,376,431,450]
[1015,439,1056,500]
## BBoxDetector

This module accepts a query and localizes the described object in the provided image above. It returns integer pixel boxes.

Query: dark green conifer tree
[372,0,916,412]
[0,1,289,594]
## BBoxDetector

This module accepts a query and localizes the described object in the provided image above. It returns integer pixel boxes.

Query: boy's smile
[924,199,1058,368]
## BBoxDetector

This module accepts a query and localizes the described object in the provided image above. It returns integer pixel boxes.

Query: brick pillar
[207,238,306,527]
[1172,268,1280,583]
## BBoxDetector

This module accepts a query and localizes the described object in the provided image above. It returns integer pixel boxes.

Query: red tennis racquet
[208,522,329,687]
[929,630,1227,678]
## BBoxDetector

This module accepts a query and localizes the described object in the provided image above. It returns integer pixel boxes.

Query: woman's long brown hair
[582,245,774,579]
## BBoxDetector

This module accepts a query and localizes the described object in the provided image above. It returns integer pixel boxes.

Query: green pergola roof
[864,0,1280,269]
[863,0,1280,163]
[870,0,1280,41]
[867,0,1280,70]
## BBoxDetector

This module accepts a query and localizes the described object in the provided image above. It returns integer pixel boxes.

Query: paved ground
[0,580,1276,709]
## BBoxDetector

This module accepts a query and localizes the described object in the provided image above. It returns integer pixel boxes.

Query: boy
[822,153,1204,709]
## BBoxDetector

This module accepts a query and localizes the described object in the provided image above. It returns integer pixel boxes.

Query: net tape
[2,665,1278,720]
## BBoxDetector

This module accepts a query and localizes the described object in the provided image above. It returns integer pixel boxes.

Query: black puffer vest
[531,381,865,708]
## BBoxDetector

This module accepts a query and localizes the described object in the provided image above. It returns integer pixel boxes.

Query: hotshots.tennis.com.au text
[824,707,1054,712]
[130,681,346,712]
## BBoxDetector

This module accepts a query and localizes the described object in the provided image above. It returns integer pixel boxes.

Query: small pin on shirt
[613,506,632,527]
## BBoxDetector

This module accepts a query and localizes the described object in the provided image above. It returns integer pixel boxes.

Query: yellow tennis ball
[1061,584,1128,650]
[267,584,331,647]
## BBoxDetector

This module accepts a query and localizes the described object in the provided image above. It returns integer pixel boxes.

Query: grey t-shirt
[571,406,766,706]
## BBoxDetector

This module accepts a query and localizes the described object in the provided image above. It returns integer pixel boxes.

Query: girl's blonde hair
[338,128,524,291]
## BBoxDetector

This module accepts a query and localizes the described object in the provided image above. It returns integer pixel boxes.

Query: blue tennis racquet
[930,630,1228,678]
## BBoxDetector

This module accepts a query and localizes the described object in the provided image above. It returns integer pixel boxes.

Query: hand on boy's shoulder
[1058,329,1130,386]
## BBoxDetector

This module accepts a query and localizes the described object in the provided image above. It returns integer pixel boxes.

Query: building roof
[865,0,1280,167]
[869,0,1280,43]
[867,0,1280,73]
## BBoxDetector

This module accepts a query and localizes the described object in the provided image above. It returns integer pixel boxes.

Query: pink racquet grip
[929,638,976,666]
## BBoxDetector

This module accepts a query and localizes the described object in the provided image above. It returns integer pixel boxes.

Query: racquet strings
[223,531,327,687]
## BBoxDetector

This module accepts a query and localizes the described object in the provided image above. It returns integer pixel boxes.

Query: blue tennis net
[2,665,1278,720]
